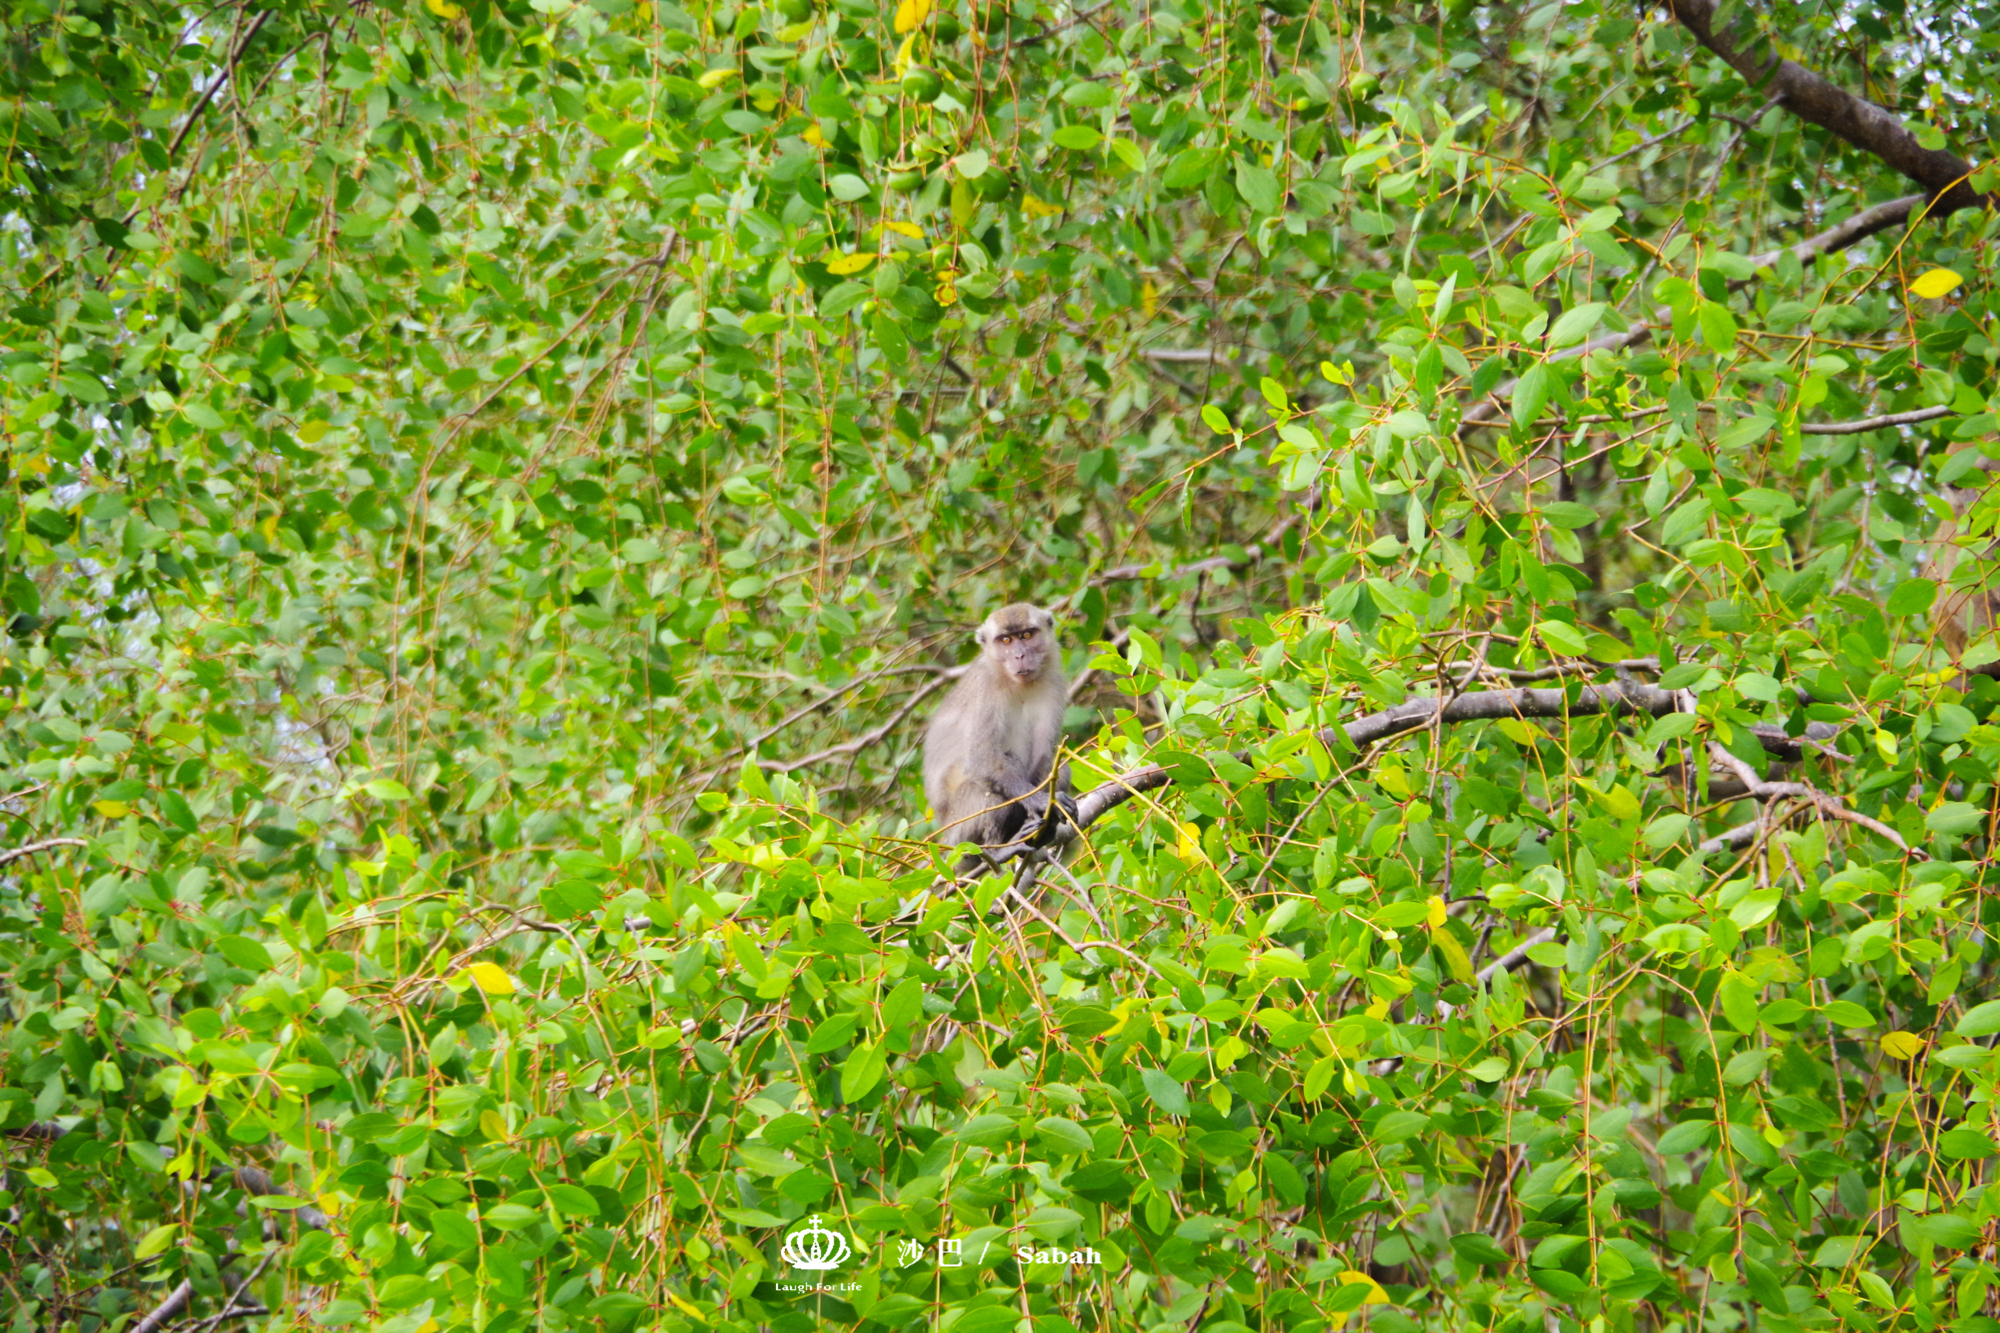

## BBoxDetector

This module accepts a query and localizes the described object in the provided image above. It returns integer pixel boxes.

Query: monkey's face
[980,608,1055,685]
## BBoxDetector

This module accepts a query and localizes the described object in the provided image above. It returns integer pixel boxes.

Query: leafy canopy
[4,0,2000,1332]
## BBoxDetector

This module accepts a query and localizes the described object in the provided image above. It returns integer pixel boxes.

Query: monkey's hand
[1032,791,1080,847]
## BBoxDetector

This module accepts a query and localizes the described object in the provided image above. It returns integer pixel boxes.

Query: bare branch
[1802,404,1954,435]
[0,838,87,869]
[1705,741,1925,859]
[1136,347,1226,363]
[1477,926,1559,983]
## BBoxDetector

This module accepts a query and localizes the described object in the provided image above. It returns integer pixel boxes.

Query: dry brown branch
[1704,741,1925,859]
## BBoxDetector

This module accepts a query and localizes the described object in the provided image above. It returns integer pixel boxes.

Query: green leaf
[1888,578,1938,617]
[1956,1000,2000,1037]
[1656,1120,1716,1154]
[545,1183,600,1217]
[1660,498,1712,547]
[1939,1128,1997,1160]
[1697,300,1738,352]
[840,1041,887,1102]
[1372,1110,1432,1144]
[1035,1117,1094,1156]
[214,935,272,973]
[1546,302,1607,348]
[1511,363,1550,429]
[1234,158,1282,214]
[1536,620,1590,655]
[1906,1213,1980,1249]
[806,1011,861,1055]
[1538,500,1597,529]
[1713,414,1774,451]
[1926,802,1983,836]
[1140,1068,1189,1116]
[133,1223,179,1259]
[1052,124,1104,150]
[1642,812,1691,850]
[1450,1233,1512,1267]
[1717,975,1758,1034]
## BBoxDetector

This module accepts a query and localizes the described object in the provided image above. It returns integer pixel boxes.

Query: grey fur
[923,603,1072,855]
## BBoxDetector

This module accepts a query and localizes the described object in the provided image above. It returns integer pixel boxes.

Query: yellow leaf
[1881,1030,1927,1060]
[1911,268,1964,300]
[666,1290,707,1322]
[464,961,516,995]
[424,0,463,16]
[1141,279,1157,318]
[1874,729,1899,763]
[893,0,930,34]
[825,252,876,275]
[1426,895,1447,928]
[479,1109,513,1142]
[1430,926,1477,984]
[1336,1271,1391,1304]
[1175,820,1211,867]
[93,799,131,817]
[696,67,740,90]
[260,513,279,542]
[1104,994,1146,1036]
[881,220,924,238]
[1022,194,1064,219]
[1364,996,1390,1019]
[802,122,828,148]
[298,420,329,443]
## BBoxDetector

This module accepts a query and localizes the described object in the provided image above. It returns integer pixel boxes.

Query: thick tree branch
[1742,193,1925,274]
[1665,0,1986,215]
[1057,679,1839,837]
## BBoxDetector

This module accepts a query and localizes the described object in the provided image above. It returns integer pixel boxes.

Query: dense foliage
[4,0,2000,1331]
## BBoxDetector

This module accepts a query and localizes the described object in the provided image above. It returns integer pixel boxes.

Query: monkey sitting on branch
[923,602,1078,872]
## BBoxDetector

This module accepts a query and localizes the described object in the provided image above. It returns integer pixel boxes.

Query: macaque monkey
[923,603,1077,865]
